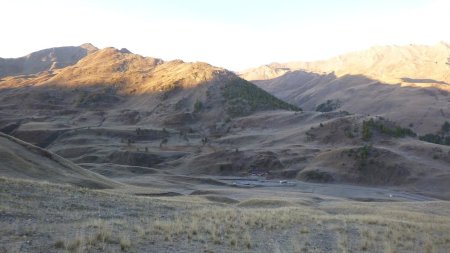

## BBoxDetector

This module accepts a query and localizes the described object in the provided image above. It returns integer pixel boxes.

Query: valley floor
[1,177,450,253]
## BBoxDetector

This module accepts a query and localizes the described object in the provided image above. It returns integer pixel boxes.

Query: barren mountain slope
[240,43,450,134]
[241,42,450,87]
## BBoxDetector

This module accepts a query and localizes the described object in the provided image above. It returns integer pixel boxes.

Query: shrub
[361,118,416,141]
[419,122,450,146]
[357,145,372,160]
[362,120,372,141]
[345,145,375,170]
[442,121,450,133]
[193,99,203,112]
[302,170,333,182]
[420,134,450,146]
[316,99,341,112]
[54,240,65,249]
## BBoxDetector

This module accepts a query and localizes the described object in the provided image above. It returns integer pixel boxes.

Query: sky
[1,0,449,70]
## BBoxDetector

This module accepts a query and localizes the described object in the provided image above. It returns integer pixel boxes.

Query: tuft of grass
[300,227,309,234]
[54,239,65,249]
[119,235,131,251]
[134,225,146,238]
[95,227,112,243]
[243,230,252,249]
[66,238,82,253]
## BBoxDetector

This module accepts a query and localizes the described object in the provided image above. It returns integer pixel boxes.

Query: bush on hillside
[361,118,416,141]
[419,122,450,146]
[316,99,341,112]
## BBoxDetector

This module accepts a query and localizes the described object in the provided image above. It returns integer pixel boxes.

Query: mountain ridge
[0,43,98,78]
[240,42,450,91]
[240,43,450,134]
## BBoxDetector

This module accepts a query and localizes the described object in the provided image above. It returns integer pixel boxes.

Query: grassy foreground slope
[0,177,449,253]
[0,133,121,189]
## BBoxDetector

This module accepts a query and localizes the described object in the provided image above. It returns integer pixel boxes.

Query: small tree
[362,120,372,141]
[159,138,168,148]
[201,136,208,146]
[442,121,450,133]
[194,99,203,112]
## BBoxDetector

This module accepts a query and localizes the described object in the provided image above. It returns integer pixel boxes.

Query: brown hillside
[240,43,450,134]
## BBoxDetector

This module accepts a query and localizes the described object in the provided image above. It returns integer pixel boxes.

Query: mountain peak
[119,48,132,54]
[79,43,98,52]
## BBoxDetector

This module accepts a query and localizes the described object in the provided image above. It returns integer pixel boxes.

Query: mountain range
[239,42,450,134]
[0,43,449,200]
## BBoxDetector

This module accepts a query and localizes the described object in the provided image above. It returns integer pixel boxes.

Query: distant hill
[0,43,98,78]
[240,43,450,134]
[240,42,450,89]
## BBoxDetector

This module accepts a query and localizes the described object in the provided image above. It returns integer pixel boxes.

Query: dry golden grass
[1,177,450,252]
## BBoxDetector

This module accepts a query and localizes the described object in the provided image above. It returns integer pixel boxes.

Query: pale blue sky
[1,0,448,70]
